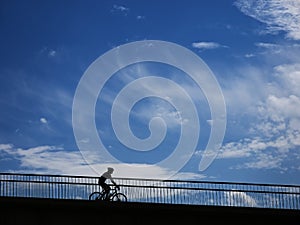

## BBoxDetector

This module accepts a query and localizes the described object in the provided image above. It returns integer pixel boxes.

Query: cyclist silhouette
[98,167,119,200]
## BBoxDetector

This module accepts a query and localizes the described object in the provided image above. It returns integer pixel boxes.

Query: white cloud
[0,143,205,179]
[39,47,58,58]
[48,50,56,57]
[0,144,89,174]
[263,94,300,122]
[213,65,300,170]
[219,150,250,159]
[221,65,268,115]
[212,32,300,171]
[255,42,279,49]
[235,0,300,40]
[217,98,300,171]
[113,4,129,12]
[254,42,282,54]
[0,143,13,151]
[40,117,48,124]
[111,4,129,15]
[250,43,300,63]
[217,138,268,160]
[192,42,227,50]
[136,15,145,20]
[245,53,255,58]
[133,103,188,128]
[243,153,282,169]
[274,63,300,96]
[171,172,207,180]
[225,191,258,207]
[98,64,205,129]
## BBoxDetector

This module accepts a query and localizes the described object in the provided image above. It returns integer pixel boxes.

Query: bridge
[1,172,300,224]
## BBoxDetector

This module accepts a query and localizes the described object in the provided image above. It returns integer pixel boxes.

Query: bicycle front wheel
[89,191,102,200]
[111,193,127,202]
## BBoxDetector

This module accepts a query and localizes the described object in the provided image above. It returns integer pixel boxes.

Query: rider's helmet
[107,167,114,172]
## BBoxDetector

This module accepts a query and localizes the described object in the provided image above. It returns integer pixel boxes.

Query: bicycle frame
[89,185,127,202]
[107,187,119,198]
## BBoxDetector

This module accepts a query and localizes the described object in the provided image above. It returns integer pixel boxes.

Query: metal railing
[1,172,300,210]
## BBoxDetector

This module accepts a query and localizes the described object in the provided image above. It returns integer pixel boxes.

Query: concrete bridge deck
[1,197,300,225]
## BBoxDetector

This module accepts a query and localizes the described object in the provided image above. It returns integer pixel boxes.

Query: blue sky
[1,0,300,185]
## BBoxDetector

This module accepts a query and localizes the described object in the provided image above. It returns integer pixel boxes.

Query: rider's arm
[110,178,119,189]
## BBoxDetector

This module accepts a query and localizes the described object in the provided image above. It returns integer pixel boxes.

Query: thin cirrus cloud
[192,42,227,50]
[226,1,300,172]
[111,4,130,16]
[192,29,300,172]
[234,0,300,40]
[210,60,300,171]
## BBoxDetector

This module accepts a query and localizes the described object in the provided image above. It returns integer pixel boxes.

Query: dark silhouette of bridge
[1,172,300,224]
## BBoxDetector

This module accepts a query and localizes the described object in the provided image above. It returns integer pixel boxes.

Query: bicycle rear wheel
[89,191,102,200]
[111,193,127,202]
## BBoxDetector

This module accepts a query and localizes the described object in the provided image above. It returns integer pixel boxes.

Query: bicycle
[89,185,127,202]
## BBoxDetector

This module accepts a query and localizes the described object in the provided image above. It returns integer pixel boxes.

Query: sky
[1,0,300,185]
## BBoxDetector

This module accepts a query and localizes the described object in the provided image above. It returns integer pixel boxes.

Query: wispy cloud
[216,137,291,170]
[0,67,75,146]
[254,42,283,55]
[136,15,145,20]
[192,41,227,50]
[255,42,279,49]
[97,63,207,134]
[210,61,300,171]
[48,49,56,57]
[0,143,205,180]
[39,47,59,59]
[234,0,300,40]
[111,4,130,16]
[221,64,268,115]
[244,53,255,58]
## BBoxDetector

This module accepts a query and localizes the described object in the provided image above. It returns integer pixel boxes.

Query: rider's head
[107,167,114,173]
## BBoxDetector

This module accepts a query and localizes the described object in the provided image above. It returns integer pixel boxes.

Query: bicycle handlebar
[110,184,120,190]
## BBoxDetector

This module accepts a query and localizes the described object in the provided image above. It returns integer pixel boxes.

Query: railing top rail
[1,172,300,188]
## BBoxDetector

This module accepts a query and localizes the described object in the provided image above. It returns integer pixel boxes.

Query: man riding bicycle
[98,167,119,200]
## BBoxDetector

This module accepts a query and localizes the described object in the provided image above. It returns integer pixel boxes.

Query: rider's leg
[104,184,111,200]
